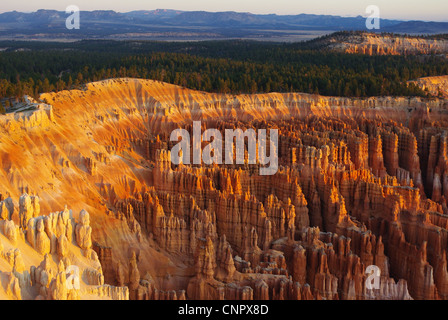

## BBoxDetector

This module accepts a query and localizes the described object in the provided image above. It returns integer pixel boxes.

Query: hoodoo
[0,77,447,300]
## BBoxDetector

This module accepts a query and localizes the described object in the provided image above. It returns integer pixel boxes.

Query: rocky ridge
[324,32,448,56]
[409,76,448,98]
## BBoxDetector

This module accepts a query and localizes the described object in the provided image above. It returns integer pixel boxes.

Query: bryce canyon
[0,77,447,299]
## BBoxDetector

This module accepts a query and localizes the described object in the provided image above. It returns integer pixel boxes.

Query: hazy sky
[0,0,447,22]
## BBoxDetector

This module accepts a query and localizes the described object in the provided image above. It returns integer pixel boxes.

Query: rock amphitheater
[0,77,448,300]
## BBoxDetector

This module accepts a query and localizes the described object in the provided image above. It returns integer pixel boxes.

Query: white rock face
[0,195,128,300]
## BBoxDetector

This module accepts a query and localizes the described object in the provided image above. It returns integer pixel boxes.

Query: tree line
[1,38,447,111]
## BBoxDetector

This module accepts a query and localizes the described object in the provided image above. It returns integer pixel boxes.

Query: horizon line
[0,8,447,23]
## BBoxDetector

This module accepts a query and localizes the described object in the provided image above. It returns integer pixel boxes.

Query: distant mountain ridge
[0,9,447,41]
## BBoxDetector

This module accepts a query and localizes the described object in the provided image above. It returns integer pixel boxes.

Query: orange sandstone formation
[0,77,448,300]
[324,32,448,56]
